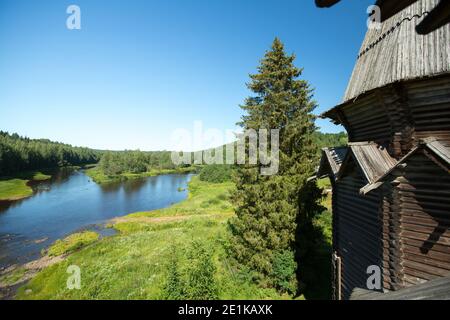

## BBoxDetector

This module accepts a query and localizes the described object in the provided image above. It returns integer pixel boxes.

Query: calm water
[0,169,194,269]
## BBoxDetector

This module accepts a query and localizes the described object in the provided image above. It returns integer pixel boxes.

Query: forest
[0,131,99,176]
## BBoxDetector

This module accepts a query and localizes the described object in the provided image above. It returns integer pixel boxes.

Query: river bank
[0,165,96,202]
[0,171,52,201]
[85,166,198,184]
[4,176,292,300]
[1,175,332,300]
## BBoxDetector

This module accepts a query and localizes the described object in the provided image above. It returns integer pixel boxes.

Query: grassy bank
[10,174,332,300]
[15,176,289,300]
[0,179,34,201]
[0,165,98,202]
[85,166,198,184]
[0,171,52,201]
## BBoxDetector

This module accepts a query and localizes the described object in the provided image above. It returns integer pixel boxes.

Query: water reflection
[0,169,193,269]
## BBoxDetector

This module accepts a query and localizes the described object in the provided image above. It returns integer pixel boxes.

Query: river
[0,168,194,269]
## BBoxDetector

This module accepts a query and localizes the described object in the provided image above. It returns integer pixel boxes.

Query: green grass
[0,267,27,287]
[0,179,33,201]
[30,172,52,181]
[85,166,197,184]
[0,170,53,201]
[45,231,100,257]
[317,177,332,210]
[15,175,332,300]
[16,176,287,300]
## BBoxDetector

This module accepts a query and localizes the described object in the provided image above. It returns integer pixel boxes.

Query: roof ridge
[357,11,429,60]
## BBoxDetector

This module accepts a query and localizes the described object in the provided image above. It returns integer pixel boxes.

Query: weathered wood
[351,276,450,300]
[317,0,450,300]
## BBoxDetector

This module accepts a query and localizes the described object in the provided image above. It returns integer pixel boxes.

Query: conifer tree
[229,38,322,292]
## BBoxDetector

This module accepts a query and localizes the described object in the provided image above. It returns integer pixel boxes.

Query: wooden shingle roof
[317,139,450,194]
[342,0,450,103]
[317,147,348,179]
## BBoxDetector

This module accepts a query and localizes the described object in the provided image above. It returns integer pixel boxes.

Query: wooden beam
[375,0,418,22]
[416,0,450,35]
[315,0,341,8]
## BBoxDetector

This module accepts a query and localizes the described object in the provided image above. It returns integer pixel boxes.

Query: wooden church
[315,0,450,299]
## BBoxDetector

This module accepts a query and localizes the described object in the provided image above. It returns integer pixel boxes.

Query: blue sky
[0,0,373,151]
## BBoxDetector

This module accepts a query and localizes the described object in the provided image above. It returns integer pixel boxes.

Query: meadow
[13,176,291,299]
[0,173,333,300]
[0,171,51,201]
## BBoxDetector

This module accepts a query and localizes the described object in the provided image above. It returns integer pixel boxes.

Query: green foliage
[161,241,219,300]
[99,151,152,175]
[92,150,197,182]
[86,165,196,184]
[271,250,297,294]
[229,38,323,290]
[184,240,219,300]
[161,246,185,300]
[313,131,347,151]
[46,231,99,257]
[0,131,99,177]
[161,239,221,300]
[199,164,233,183]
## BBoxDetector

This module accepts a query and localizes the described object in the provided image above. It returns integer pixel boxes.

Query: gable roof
[360,138,450,194]
[317,139,450,195]
[337,142,397,184]
[317,147,348,179]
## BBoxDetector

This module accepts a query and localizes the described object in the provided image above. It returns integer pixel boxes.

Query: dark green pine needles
[229,38,323,294]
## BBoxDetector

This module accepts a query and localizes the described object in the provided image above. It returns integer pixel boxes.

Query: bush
[199,165,232,183]
[161,246,185,300]
[185,241,219,299]
[271,250,297,294]
[161,240,219,300]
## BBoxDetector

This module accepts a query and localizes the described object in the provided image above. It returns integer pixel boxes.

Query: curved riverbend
[0,169,194,269]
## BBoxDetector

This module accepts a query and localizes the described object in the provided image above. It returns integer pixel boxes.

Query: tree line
[0,131,99,176]
[98,150,177,176]
[95,131,346,178]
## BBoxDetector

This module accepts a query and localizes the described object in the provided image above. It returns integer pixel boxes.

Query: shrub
[161,240,219,300]
[199,165,232,183]
[271,250,297,294]
[185,241,219,299]
[161,246,185,300]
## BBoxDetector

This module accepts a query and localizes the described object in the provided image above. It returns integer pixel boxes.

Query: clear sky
[0,0,373,151]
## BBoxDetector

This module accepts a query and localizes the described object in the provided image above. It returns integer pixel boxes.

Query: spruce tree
[229,38,321,291]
